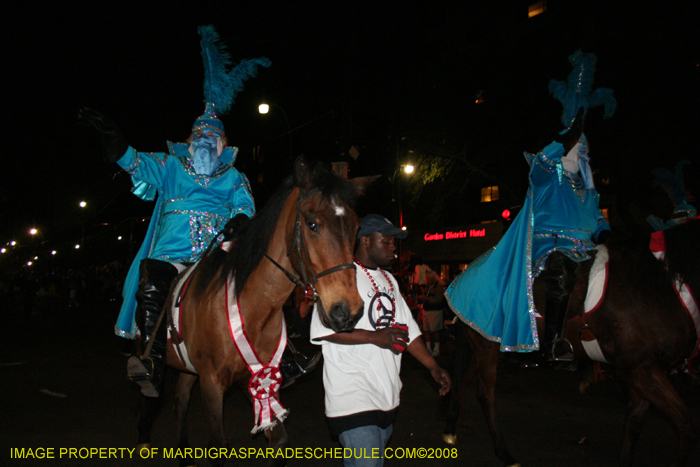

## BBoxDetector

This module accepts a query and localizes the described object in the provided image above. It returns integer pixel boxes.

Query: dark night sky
[3,1,699,263]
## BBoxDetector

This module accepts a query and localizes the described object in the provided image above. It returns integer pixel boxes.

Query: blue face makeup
[191,132,220,176]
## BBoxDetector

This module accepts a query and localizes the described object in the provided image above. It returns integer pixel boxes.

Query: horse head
[289,156,371,332]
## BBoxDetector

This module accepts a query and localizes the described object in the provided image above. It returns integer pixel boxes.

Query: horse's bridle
[264,187,356,304]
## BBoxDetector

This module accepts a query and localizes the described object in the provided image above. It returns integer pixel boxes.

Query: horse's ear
[293,155,312,190]
[348,175,381,197]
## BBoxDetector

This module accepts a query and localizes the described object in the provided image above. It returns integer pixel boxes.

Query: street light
[258,101,292,156]
[29,228,38,236]
[392,164,415,229]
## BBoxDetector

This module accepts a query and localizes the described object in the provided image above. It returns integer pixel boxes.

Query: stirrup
[550,339,574,362]
[280,352,322,389]
[127,356,160,398]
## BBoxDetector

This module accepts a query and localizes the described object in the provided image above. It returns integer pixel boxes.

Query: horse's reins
[264,187,355,323]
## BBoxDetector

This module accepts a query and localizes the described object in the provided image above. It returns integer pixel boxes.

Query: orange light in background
[528,1,546,18]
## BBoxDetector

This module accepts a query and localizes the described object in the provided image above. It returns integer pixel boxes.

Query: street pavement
[1,298,698,466]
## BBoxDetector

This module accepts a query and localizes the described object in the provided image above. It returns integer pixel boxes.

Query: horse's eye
[307,222,318,232]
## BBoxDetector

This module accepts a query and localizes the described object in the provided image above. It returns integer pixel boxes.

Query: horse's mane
[663,217,700,289]
[194,162,358,297]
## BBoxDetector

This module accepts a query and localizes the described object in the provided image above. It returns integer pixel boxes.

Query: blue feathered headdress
[192,25,271,137]
[549,50,616,128]
[652,160,695,208]
[647,160,697,230]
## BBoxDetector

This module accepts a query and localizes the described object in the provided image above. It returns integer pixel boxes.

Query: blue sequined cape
[445,140,609,351]
[114,142,255,339]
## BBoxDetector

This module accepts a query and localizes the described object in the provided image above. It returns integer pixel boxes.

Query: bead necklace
[354,257,396,321]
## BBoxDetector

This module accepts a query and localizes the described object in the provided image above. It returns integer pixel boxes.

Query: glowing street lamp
[258,101,292,156]
[29,228,38,235]
[79,201,87,208]
[404,164,415,174]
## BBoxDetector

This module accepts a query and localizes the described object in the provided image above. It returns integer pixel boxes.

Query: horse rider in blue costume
[446,51,615,362]
[80,26,315,398]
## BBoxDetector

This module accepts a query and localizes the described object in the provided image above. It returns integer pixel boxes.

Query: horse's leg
[137,395,160,450]
[620,385,650,467]
[174,373,198,467]
[470,330,520,467]
[264,420,289,467]
[625,367,698,467]
[443,320,476,444]
[199,372,228,467]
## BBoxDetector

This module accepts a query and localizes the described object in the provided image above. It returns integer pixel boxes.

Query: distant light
[0,248,5,253]
[75,244,80,249]
[34,256,38,260]
[30,228,38,235]
[10,241,16,246]
[528,1,546,18]
[401,226,407,231]
[258,103,270,115]
[404,164,414,174]
[502,209,511,220]
[117,236,123,240]
[51,250,57,255]
[27,261,33,266]
[79,201,87,208]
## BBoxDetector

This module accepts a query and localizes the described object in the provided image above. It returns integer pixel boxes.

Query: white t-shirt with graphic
[310,264,421,418]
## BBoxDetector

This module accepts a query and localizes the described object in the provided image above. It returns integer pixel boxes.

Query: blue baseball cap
[357,214,407,240]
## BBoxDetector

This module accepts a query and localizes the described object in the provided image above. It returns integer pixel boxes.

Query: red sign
[423,229,486,241]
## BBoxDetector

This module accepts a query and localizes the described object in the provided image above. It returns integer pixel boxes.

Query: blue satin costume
[114,141,255,338]
[445,139,609,351]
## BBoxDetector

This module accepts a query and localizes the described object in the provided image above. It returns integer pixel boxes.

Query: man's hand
[430,366,451,396]
[78,107,128,163]
[222,214,249,241]
[371,327,409,354]
[594,229,612,245]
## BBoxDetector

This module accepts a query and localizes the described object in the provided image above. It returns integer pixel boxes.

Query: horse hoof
[136,443,151,452]
[441,433,457,445]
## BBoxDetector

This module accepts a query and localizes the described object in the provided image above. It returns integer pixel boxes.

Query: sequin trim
[174,156,231,187]
[534,151,588,201]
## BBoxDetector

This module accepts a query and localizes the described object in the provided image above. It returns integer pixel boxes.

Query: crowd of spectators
[0,262,126,323]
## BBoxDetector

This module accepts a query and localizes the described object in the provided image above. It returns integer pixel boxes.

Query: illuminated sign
[423,229,486,241]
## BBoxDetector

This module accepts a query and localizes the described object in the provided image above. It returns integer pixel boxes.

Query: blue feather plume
[652,160,693,206]
[549,50,616,127]
[199,25,271,115]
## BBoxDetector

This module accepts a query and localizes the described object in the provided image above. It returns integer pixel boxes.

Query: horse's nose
[329,300,363,332]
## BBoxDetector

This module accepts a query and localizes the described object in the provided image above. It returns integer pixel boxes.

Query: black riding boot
[127,259,179,397]
[541,252,577,362]
[279,339,322,389]
[542,295,574,362]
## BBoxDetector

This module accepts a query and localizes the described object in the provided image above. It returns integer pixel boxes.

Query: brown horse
[137,157,369,466]
[443,220,700,467]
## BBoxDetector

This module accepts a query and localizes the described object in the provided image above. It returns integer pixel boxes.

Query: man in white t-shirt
[310,214,451,466]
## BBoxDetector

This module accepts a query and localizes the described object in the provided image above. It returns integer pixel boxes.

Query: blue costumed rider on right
[446,51,615,361]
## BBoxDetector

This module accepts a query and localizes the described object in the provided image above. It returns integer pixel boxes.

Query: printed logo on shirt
[366,291,395,330]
